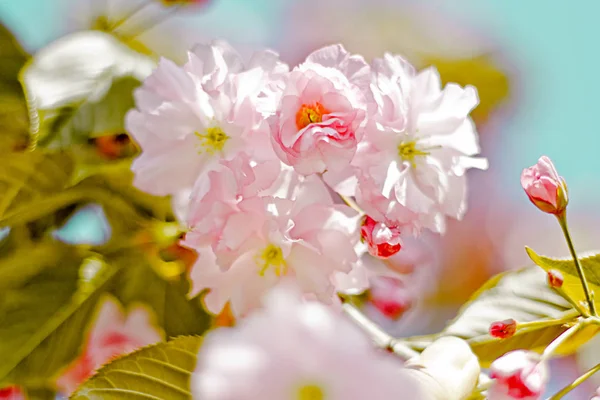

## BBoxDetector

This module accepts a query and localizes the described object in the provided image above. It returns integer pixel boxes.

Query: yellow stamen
[297,385,324,400]
[398,141,430,168]
[195,127,229,155]
[296,103,329,130]
[257,244,287,277]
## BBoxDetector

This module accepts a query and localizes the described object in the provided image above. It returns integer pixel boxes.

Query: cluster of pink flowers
[127,40,486,318]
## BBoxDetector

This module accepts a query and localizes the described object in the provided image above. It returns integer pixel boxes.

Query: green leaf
[526,247,600,315]
[109,250,212,338]
[404,267,593,367]
[0,152,74,225]
[20,30,155,149]
[71,336,203,400]
[0,23,30,153]
[0,247,121,386]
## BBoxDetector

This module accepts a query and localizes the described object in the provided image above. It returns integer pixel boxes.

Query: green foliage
[404,267,590,367]
[0,23,30,153]
[0,23,212,394]
[526,247,600,316]
[71,336,203,400]
[109,250,212,338]
[20,30,155,149]
[0,245,118,386]
[0,152,74,226]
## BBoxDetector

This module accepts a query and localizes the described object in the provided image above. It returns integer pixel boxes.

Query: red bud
[547,270,564,288]
[490,319,517,339]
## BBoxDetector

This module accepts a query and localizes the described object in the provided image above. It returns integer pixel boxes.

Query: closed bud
[489,350,547,400]
[521,156,568,215]
[360,216,402,259]
[489,319,517,339]
[547,270,564,288]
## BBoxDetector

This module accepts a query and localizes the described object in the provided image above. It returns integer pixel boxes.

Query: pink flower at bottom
[367,276,411,320]
[56,298,163,395]
[520,156,568,215]
[489,350,548,400]
[192,284,426,400]
[0,387,23,400]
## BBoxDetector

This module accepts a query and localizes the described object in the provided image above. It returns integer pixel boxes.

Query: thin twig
[341,302,418,360]
[557,213,597,316]
[548,361,600,399]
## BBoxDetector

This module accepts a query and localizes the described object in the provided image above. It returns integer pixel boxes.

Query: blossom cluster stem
[557,212,596,316]
[548,361,600,399]
[542,322,581,361]
[340,301,417,360]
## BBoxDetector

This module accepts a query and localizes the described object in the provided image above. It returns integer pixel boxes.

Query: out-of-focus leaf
[421,54,510,125]
[110,249,211,338]
[72,156,174,222]
[0,152,74,225]
[404,267,595,367]
[71,335,203,400]
[0,246,121,386]
[21,31,155,149]
[0,23,31,152]
[526,247,600,316]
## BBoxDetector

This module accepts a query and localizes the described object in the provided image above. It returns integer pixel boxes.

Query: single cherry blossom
[521,156,568,215]
[270,44,370,175]
[56,298,162,395]
[184,175,362,317]
[335,53,487,234]
[489,350,548,400]
[127,41,288,196]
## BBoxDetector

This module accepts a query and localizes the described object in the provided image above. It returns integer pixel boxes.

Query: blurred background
[1,0,598,398]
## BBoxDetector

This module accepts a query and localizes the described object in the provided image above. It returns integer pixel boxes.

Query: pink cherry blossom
[592,387,600,400]
[192,284,427,400]
[360,215,402,259]
[56,298,162,395]
[184,175,363,317]
[367,275,411,320]
[0,387,23,400]
[334,53,487,234]
[270,45,369,175]
[489,350,548,400]
[520,156,568,215]
[127,41,287,196]
[185,153,283,250]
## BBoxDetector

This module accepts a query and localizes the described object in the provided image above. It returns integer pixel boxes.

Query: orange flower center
[296,103,329,130]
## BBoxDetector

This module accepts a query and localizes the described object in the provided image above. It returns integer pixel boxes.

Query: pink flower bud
[360,216,402,259]
[489,319,517,339]
[368,276,412,320]
[0,386,24,400]
[520,156,568,215]
[547,270,564,288]
[489,350,548,400]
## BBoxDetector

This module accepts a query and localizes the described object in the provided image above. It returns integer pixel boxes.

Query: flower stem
[541,322,581,361]
[548,361,600,399]
[340,300,417,360]
[339,194,364,215]
[557,212,597,316]
[109,0,152,32]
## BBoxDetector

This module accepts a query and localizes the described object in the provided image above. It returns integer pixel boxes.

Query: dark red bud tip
[489,319,517,339]
[547,270,564,288]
